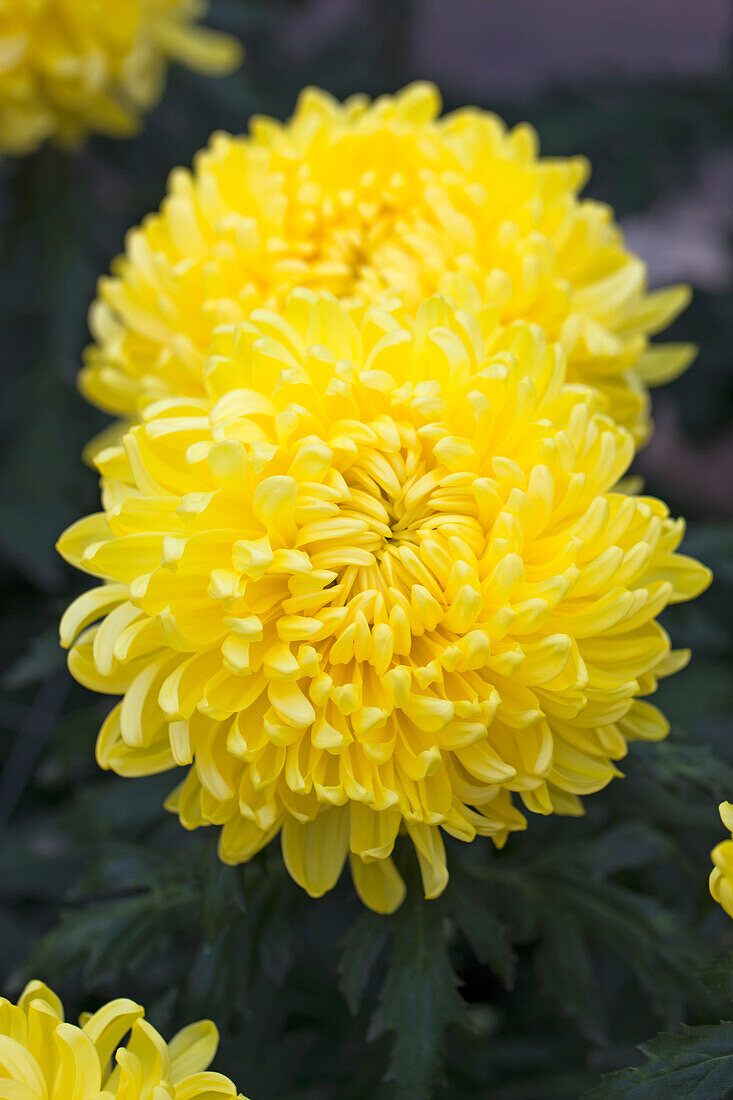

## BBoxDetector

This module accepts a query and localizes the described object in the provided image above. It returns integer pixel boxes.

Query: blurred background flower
[80,82,691,444]
[0,0,241,154]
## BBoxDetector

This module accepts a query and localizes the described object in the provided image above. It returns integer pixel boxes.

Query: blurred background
[0,2,731,1097]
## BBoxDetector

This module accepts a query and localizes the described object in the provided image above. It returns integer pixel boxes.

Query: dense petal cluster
[710,802,733,919]
[0,979,247,1100]
[82,82,693,443]
[59,290,710,912]
[0,0,241,153]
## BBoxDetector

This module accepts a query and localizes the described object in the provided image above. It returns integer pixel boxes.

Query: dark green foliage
[587,1023,733,1099]
[368,861,465,1099]
[445,877,516,990]
[701,954,733,1003]
[0,1,731,1097]
[455,823,718,1038]
[340,910,390,1015]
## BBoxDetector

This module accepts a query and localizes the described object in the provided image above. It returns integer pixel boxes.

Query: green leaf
[187,917,249,1024]
[339,909,390,1015]
[466,838,712,1024]
[2,628,65,690]
[537,873,708,1020]
[241,858,302,987]
[368,860,466,1100]
[28,841,199,986]
[641,740,733,799]
[579,823,676,878]
[199,842,243,945]
[536,918,605,1042]
[31,890,190,986]
[700,952,733,1001]
[446,878,516,989]
[586,1021,733,1098]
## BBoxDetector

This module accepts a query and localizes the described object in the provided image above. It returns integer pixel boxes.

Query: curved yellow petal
[167,1022,218,1084]
[281,808,349,898]
[405,822,449,900]
[349,854,406,915]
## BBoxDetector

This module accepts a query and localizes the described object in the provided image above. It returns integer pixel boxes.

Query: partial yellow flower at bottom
[0,0,242,154]
[0,979,247,1100]
[58,289,710,914]
[710,802,733,918]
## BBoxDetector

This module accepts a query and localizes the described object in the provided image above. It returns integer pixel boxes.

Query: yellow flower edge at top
[710,801,733,918]
[59,287,711,913]
[82,81,693,444]
[0,0,242,154]
[0,979,248,1100]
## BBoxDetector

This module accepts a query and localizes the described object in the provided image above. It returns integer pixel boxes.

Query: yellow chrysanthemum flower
[81,82,693,444]
[0,979,248,1100]
[59,289,710,913]
[0,0,242,154]
[710,801,733,918]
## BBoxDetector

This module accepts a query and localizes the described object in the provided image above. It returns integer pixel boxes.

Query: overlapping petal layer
[60,290,710,911]
[710,801,733,919]
[0,0,241,153]
[82,82,692,442]
[0,979,247,1100]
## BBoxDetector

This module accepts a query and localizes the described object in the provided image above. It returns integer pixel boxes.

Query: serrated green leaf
[188,918,249,1024]
[536,918,605,1042]
[446,879,516,989]
[467,841,712,1024]
[31,882,195,986]
[539,873,708,1020]
[339,909,390,1015]
[579,823,676,878]
[243,859,302,987]
[199,842,243,945]
[641,740,733,798]
[586,1021,733,1098]
[368,863,466,1100]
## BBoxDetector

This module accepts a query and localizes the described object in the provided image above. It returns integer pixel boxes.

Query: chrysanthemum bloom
[0,0,241,154]
[59,290,710,913]
[0,979,247,1100]
[710,802,733,918]
[82,82,692,444]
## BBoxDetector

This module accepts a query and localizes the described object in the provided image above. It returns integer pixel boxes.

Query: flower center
[323,437,483,619]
